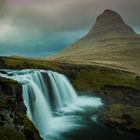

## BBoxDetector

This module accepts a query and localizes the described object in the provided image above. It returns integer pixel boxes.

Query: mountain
[48,9,140,73]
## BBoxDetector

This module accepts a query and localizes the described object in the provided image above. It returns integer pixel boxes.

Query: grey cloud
[0,0,6,16]
[1,0,140,32]
[0,0,140,57]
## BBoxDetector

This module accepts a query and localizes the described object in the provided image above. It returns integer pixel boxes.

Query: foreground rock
[0,77,41,140]
[104,104,140,134]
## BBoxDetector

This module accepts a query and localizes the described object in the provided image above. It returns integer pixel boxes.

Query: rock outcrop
[0,77,41,140]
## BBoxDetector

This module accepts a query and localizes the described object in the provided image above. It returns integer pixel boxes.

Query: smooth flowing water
[0,69,139,140]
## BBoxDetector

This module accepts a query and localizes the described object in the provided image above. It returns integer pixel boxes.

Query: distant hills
[48,9,140,73]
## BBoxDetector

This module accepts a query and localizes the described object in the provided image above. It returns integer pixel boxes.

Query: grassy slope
[48,37,140,74]
[74,70,139,92]
[0,57,61,71]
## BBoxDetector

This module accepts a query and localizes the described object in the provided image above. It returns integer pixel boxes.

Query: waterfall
[0,69,103,140]
[47,71,77,110]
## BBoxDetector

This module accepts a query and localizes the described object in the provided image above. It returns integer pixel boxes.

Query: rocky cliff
[0,77,41,140]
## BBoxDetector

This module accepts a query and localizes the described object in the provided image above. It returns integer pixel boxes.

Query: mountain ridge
[48,9,140,74]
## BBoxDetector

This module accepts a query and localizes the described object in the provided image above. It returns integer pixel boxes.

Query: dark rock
[0,77,41,139]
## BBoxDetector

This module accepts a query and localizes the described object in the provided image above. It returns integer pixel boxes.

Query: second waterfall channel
[0,69,103,140]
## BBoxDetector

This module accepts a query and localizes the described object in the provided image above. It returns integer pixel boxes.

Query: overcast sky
[0,0,140,57]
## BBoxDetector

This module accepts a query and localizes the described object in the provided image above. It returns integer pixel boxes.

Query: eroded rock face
[0,77,41,140]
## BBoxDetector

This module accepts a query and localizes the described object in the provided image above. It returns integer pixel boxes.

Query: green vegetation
[1,57,61,71]
[4,59,25,68]
[72,67,140,133]
[0,77,18,109]
[0,77,17,84]
[23,115,41,140]
[104,104,140,132]
[0,127,26,140]
[74,69,140,92]
[0,115,40,140]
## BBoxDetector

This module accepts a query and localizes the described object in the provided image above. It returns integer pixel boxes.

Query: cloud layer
[0,0,140,57]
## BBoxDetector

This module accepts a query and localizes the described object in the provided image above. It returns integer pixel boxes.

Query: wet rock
[0,77,41,140]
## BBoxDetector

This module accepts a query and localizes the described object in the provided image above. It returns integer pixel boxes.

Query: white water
[0,69,103,140]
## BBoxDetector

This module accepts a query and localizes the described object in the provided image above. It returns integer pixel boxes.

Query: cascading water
[47,71,77,110]
[0,69,103,140]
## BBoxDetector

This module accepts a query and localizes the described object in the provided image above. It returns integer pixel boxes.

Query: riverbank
[0,56,140,136]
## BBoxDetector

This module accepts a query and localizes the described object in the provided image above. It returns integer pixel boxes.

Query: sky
[0,0,140,57]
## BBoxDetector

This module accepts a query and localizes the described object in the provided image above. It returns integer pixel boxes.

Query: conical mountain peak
[96,9,124,25]
[49,9,140,74]
[88,9,138,39]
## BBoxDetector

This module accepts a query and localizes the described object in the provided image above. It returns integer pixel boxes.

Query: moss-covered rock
[0,77,41,140]
[104,104,140,133]
[0,126,26,140]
